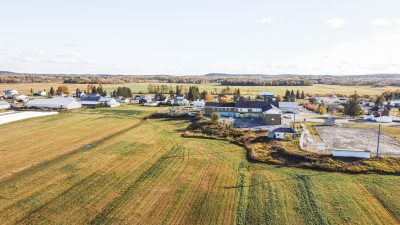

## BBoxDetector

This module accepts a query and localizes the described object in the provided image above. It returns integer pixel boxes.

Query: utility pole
[376,111,382,158]
[376,123,381,158]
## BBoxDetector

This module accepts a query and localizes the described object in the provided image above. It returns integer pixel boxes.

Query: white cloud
[327,18,346,29]
[256,17,276,24]
[370,18,392,26]
[394,19,400,24]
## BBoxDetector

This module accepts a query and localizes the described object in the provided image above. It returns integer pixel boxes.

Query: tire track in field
[294,174,330,225]
[7,120,172,224]
[358,185,400,224]
[169,160,213,225]
[124,146,191,224]
[0,118,147,184]
[88,145,180,225]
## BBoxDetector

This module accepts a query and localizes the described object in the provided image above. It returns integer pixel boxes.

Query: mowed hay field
[0,106,400,224]
[1,82,399,96]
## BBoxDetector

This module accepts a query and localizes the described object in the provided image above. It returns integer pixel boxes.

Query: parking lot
[315,126,400,156]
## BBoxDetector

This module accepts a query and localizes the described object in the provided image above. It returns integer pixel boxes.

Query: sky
[1,0,400,75]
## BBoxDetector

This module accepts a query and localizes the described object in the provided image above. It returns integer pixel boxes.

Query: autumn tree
[56,86,70,95]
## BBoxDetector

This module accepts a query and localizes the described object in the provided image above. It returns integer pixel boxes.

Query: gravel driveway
[315,126,400,155]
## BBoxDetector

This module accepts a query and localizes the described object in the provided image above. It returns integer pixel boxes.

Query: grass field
[1,105,400,224]
[1,82,399,97]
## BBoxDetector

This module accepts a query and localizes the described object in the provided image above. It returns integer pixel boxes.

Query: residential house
[117,98,130,103]
[368,107,390,117]
[390,99,400,107]
[33,91,47,96]
[27,97,81,109]
[80,94,120,107]
[192,100,205,109]
[268,127,296,140]
[3,90,18,99]
[279,102,299,114]
[13,95,29,102]
[259,92,276,101]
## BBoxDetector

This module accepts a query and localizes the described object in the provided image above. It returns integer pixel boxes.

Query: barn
[27,97,81,109]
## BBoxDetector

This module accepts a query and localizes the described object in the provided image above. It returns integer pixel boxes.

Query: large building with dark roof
[204,100,281,125]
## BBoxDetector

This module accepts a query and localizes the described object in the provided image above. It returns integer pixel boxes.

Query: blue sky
[1,0,400,75]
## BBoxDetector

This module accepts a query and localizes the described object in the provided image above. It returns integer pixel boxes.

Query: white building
[33,91,47,96]
[80,94,121,108]
[363,115,393,123]
[13,95,29,102]
[0,101,11,109]
[27,97,81,109]
[193,100,205,109]
[390,99,400,107]
[332,149,371,159]
[279,102,299,114]
[3,90,18,99]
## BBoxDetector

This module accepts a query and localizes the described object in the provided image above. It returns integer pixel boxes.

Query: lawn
[1,82,399,97]
[0,105,400,224]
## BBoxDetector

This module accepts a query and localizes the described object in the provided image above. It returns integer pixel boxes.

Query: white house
[27,97,81,109]
[33,91,47,96]
[363,115,393,123]
[279,102,299,114]
[80,94,121,108]
[3,90,18,99]
[0,101,10,109]
[390,99,400,107]
[332,149,371,159]
[193,100,205,109]
[176,99,190,106]
[117,98,130,103]
[268,127,296,140]
[13,95,29,102]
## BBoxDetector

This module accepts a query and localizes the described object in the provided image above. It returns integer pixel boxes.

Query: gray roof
[27,97,79,106]
[235,101,273,111]
[279,102,299,108]
[205,102,236,107]
[81,94,102,101]
[273,127,296,133]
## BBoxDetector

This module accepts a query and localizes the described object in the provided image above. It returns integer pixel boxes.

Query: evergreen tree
[301,91,305,99]
[375,95,385,107]
[296,90,301,99]
[284,90,290,102]
[187,86,200,101]
[344,92,362,118]
[91,85,97,94]
[49,87,55,96]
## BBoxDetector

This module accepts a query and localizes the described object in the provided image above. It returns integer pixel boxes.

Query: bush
[211,112,221,124]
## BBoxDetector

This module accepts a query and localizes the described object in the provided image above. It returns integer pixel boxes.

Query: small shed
[268,127,296,140]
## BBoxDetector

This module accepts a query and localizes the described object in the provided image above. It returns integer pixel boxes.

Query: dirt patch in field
[315,126,400,155]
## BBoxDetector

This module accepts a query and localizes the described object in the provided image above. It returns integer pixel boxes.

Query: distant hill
[0,71,14,74]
